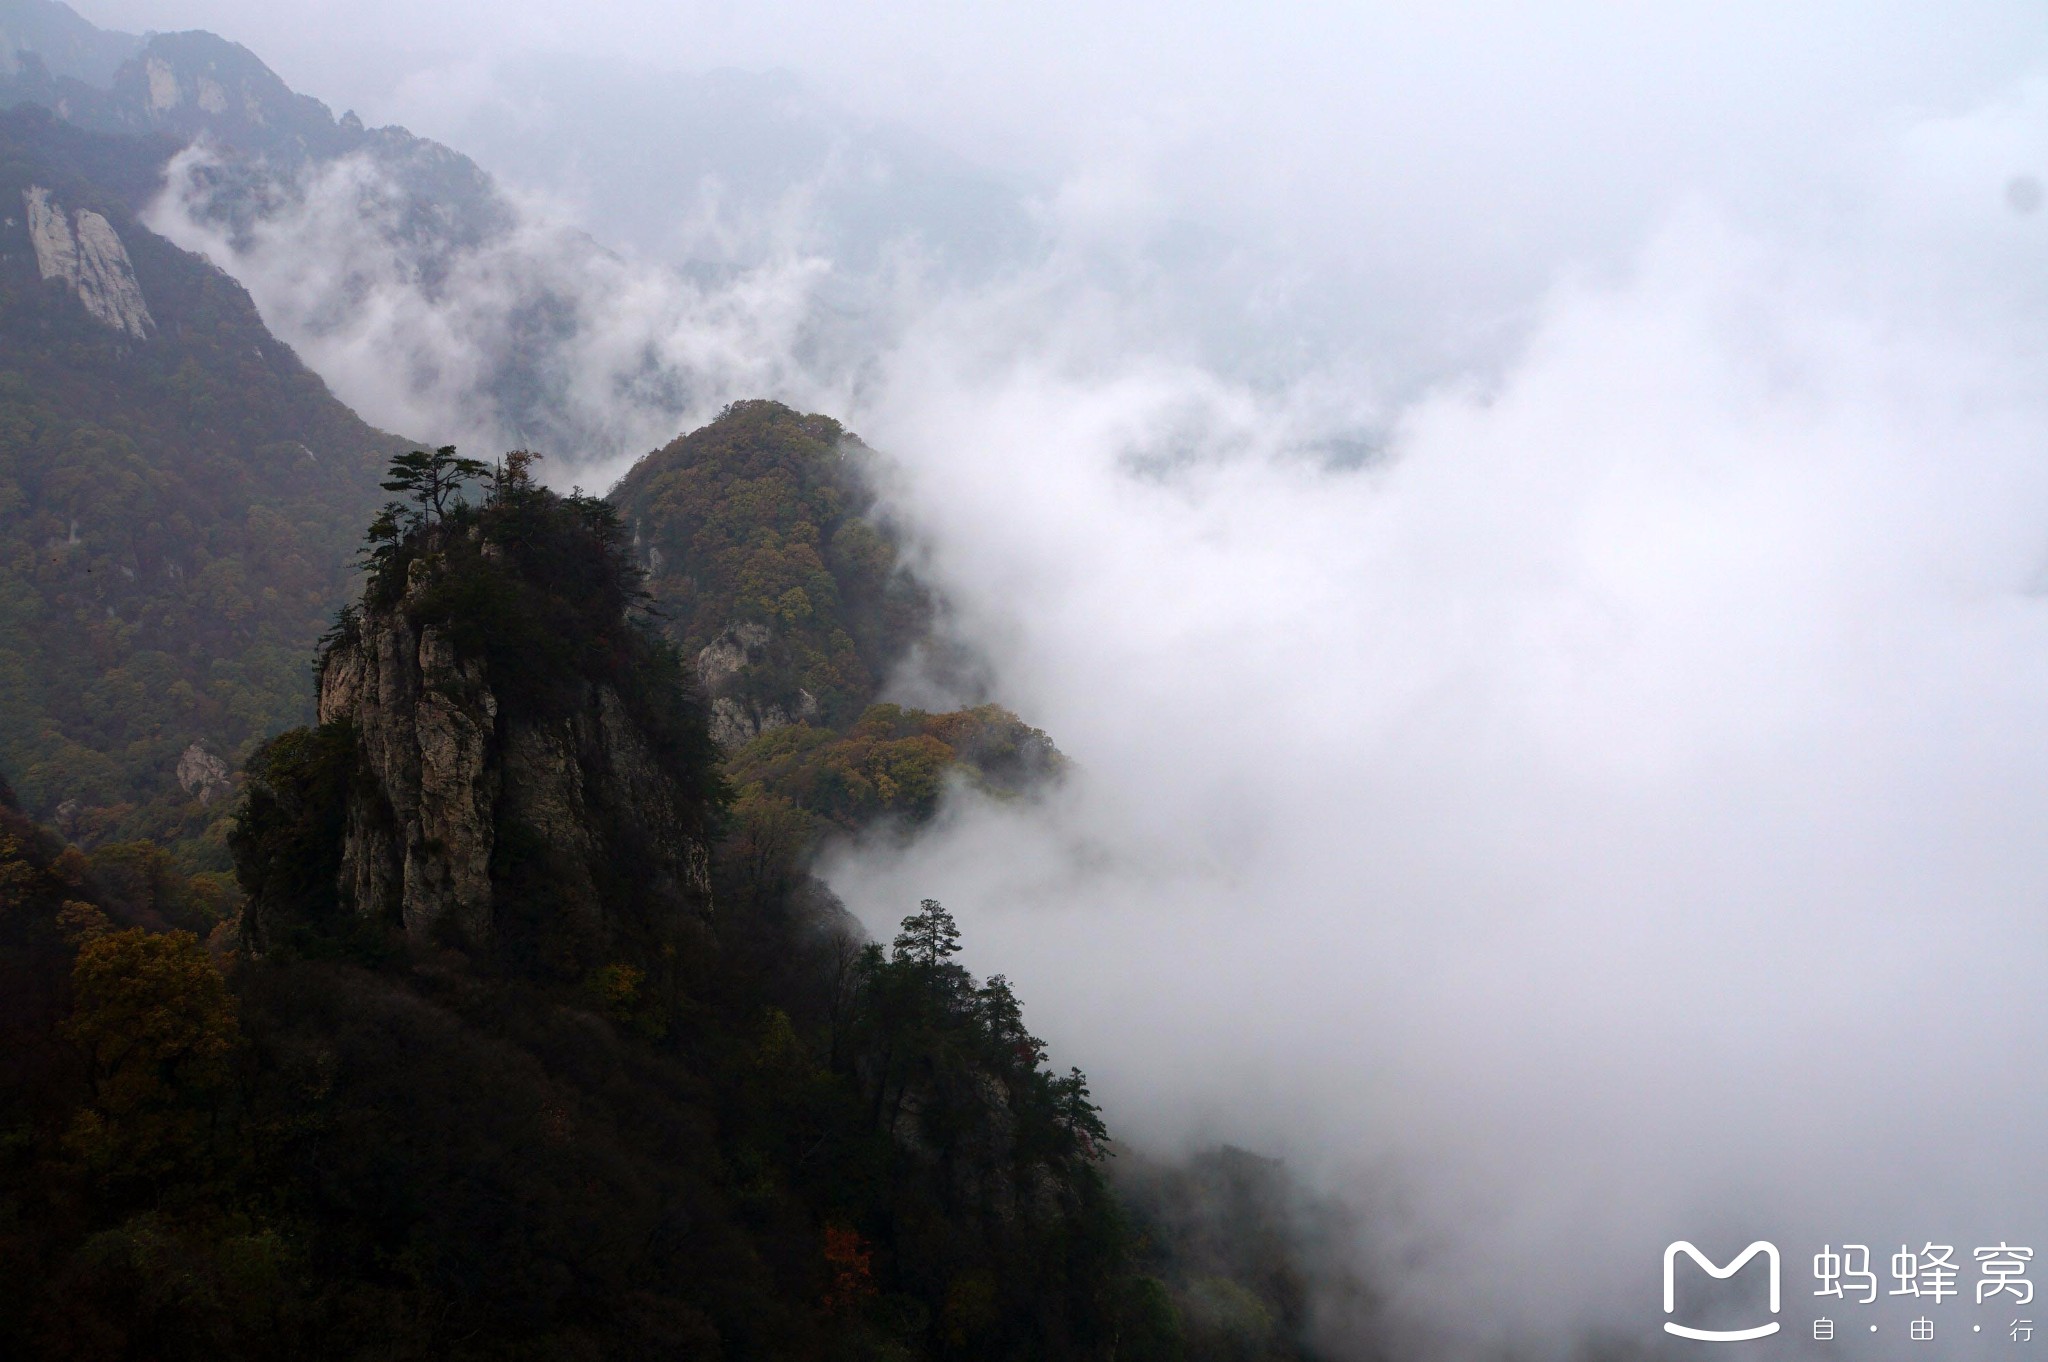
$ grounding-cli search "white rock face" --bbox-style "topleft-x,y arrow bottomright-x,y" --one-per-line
287,575 -> 716,955
706,691 -> 819,748
176,743 -> 233,805
144,56 -> 178,111
707,696 -> 759,748
695,621 -> 773,693
696,621 -> 822,748
24,186 -> 155,340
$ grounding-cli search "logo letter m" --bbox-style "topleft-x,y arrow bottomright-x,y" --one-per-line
1663,1241 -> 1781,1341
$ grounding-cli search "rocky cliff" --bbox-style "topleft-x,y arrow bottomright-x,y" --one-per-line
23,181 -> 151,335
695,618 -> 823,746
313,589 -> 713,958
238,462 -> 722,974
207,454 -> 1143,1361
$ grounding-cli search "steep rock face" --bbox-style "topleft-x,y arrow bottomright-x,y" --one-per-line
23,182 -> 152,335
696,620 -> 820,747
173,741 -> 230,804
308,562 -> 713,962
317,600 -> 495,945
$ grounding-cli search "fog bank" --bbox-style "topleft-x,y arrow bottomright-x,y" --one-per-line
820,81 -> 2048,1357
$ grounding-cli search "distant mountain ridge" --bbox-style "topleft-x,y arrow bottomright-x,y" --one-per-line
0,0 -> 137,87
0,9 -> 505,250
411,51 -> 1041,279
0,1 -> 585,448
0,0 -> 1049,468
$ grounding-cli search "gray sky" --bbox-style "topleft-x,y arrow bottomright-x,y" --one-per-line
71,3 -> 2048,1355
74,0 -> 2048,362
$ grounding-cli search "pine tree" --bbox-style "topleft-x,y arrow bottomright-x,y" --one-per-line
379,445 -> 491,526
891,897 -> 961,970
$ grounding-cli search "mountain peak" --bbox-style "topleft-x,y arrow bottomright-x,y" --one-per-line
0,0 -> 140,87
241,457 -> 722,969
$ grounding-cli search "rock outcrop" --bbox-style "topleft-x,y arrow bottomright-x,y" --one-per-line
224,460 -> 726,971
174,741 -> 231,805
310,571 -> 714,961
317,602 -> 497,946
696,620 -> 820,747
23,183 -> 152,337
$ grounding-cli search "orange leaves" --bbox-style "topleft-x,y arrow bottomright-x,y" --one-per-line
724,704 -> 969,830
821,1223 -> 877,1314
850,735 -> 953,816
587,961 -> 646,1018
55,898 -> 112,945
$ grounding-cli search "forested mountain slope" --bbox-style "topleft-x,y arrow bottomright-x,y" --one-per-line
613,400 -> 1066,892
0,105 -> 409,858
614,400 -> 937,739
2,459 -> 1146,1359
0,445 -> 1363,1362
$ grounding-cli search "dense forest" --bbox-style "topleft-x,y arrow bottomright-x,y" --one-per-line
612,401 -> 942,737
0,446 -> 1364,1359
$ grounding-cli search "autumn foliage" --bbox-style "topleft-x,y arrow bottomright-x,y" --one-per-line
822,1223 -> 877,1313
62,927 -> 240,1182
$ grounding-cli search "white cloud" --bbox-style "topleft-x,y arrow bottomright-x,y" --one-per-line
818,83 -> 2048,1356
144,143 -> 847,464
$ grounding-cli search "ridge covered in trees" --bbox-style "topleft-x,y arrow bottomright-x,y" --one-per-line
0,455 -> 1152,1358
0,450 -> 1363,1357
612,400 -> 937,731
